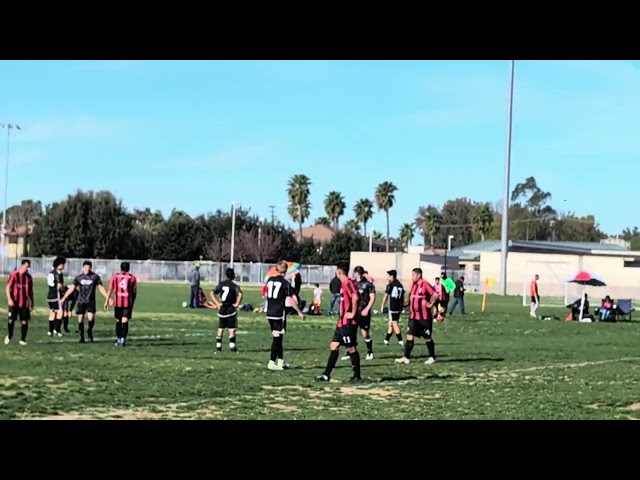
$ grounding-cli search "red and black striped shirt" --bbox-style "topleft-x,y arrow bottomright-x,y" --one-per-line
337,277 -> 358,328
410,278 -> 435,321
109,272 -> 137,308
8,270 -> 33,309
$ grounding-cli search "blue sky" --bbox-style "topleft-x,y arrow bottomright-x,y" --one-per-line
2,60 -> 639,238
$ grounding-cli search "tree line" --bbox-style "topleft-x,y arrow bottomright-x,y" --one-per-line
4,175 -> 633,266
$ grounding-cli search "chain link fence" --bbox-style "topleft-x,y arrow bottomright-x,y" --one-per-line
5,257 -> 338,285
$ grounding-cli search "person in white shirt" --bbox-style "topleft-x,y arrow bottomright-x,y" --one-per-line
312,283 -> 323,315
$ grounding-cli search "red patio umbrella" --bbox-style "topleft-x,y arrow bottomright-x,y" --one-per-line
565,271 -> 607,321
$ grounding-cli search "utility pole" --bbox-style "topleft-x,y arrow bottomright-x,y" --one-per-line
499,60 -> 515,295
268,205 -> 276,225
0,123 -> 21,276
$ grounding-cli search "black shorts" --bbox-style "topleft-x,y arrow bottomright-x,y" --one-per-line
408,318 -> 433,339
268,317 -> 287,334
388,311 -> 401,322
218,313 -> 237,329
356,312 -> 371,330
114,307 -> 133,320
48,299 -> 64,312
531,296 -> 539,304
331,324 -> 358,348
77,302 -> 96,315
9,306 -> 30,322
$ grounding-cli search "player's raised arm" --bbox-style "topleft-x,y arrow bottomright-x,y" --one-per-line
423,280 -> 438,308
210,284 -> 223,308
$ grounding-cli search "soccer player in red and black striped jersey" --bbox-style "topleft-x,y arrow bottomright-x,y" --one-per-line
104,262 -> 138,347
396,267 -> 438,365
4,259 -> 34,346
316,262 -> 362,383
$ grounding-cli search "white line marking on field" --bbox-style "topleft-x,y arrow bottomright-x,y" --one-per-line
30,330 -> 253,344
378,356 -> 640,386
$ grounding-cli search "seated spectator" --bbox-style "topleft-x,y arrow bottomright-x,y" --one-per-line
598,295 -> 614,321
567,293 -> 590,321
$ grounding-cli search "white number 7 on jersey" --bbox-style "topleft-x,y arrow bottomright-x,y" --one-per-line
267,280 -> 282,299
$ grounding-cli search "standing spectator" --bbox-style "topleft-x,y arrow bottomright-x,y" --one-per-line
448,275 -> 466,315
327,273 -> 342,315
189,262 -> 201,308
311,283 -> 323,315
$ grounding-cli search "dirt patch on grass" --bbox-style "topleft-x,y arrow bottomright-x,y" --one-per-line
270,403 -> 301,413
21,401 -> 224,420
0,376 -> 37,387
626,402 -> 640,411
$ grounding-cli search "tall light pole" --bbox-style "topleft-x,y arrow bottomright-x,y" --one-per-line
0,123 -> 20,276
229,202 -> 237,268
499,60 -> 515,295
258,217 -> 265,263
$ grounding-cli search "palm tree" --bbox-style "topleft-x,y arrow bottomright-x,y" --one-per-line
324,191 -> 346,230
372,230 -> 384,240
472,202 -> 494,241
353,198 -> 374,236
343,219 -> 360,233
374,181 -> 398,252
287,174 -> 311,237
415,205 -> 442,248
315,216 -> 330,227
399,223 -> 415,250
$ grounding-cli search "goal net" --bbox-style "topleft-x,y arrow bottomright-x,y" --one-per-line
522,260 -> 570,308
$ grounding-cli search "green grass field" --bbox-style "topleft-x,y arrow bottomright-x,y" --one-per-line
1,278 -> 639,420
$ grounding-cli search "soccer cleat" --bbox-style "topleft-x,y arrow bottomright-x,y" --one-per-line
276,359 -> 290,369
399,340 -> 404,346
267,361 -> 283,371
341,355 -> 350,361
348,376 -> 362,383
315,374 -> 330,382
4,336 -> 10,345
229,342 -> 237,353
395,356 -> 410,364
120,338 -> 126,347
365,353 -> 373,360
56,332 -> 63,337
425,357 -> 436,365
383,339 -> 389,345
47,331 -> 52,336
19,340 -> 27,346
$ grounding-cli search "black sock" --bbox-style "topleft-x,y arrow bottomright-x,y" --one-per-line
63,316 -> 69,331
385,332 -> 392,342
88,319 -> 95,333
365,338 -> 373,354
277,337 -> 284,361
215,336 -> 222,350
79,322 -> 85,341
21,323 -> 28,342
270,337 -> 281,362
229,336 -> 236,348
426,339 -> 435,358
122,322 -> 128,339
116,321 -> 122,339
404,339 -> 414,358
49,320 -> 55,334
7,321 -> 14,339
324,349 -> 339,376
55,319 -> 62,333
349,350 -> 361,379
396,333 -> 403,342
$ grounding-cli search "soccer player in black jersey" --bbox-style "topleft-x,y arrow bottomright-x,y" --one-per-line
316,261 -> 362,383
380,269 -> 405,346
342,266 -> 375,361
60,261 -> 109,343
208,267 -> 243,352
46,256 -> 66,338
265,260 -> 304,371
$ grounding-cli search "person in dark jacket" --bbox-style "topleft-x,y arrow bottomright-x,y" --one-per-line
327,273 -> 342,315
448,276 -> 466,315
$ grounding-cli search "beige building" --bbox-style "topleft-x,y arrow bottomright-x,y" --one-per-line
351,239 -> 640,303
349,251 -> 460,293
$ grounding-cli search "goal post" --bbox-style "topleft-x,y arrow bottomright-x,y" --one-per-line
522,260 -> 570,308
